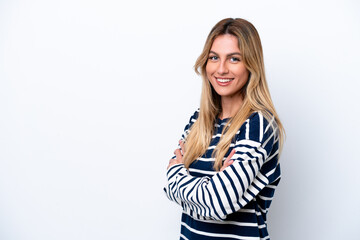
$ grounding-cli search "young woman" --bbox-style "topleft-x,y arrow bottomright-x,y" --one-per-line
164,18 -> 285,240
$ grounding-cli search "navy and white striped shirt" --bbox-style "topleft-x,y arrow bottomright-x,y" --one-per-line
164,110 -> 281,240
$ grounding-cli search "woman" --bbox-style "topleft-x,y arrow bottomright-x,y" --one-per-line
164,18 -> 285,240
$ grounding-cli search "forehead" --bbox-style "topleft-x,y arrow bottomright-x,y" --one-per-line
210,34 -> 241,54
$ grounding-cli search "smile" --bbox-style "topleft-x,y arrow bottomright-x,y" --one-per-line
216,78 -> 234,83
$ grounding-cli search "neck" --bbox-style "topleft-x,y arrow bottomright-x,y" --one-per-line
219,93 -> 244,119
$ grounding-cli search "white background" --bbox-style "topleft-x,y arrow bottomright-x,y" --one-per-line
1,0 -> 359,239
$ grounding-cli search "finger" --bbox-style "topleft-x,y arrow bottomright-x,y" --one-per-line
225,149 -> 236,162
220,159 -> 234,172
167,158 -> 175,169
220,149 -> 236,172
174,149 -> 183,161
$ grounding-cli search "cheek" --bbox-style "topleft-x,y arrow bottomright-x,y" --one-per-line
205,63 -> 215,79
234,66 -> 249,80
205,64 -> 210,76
243,70 -> 250,80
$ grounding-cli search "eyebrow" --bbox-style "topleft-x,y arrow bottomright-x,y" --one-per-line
209,51 -> 242,56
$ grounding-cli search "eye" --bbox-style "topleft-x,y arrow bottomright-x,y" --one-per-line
208,55 -> 219,61
230,57 -> 240,63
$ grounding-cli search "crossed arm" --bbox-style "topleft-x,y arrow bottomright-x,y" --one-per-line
164,112 -> 278,220
167,140 -> 235,172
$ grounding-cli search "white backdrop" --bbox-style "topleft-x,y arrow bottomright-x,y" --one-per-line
1,0 -> 359,239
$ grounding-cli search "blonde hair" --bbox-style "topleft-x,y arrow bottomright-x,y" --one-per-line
183,18 -> 285,171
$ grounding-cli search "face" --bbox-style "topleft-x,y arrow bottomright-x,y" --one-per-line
206,34 -> 249,101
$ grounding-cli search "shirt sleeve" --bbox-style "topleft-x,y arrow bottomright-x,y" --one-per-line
164,111 -> 281,221
163,109 -> 199,205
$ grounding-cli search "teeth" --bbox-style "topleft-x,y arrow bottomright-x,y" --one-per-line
216,78 -> 232,83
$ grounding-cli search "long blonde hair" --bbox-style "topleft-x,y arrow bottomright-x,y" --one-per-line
183,18 -> 285,171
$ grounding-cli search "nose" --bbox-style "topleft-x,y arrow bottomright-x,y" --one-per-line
217,60 -> 229,75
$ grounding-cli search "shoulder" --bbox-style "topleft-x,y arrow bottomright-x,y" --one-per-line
189,108 -> 200,123
236,111 -> 277,144
183,108 -> 200,132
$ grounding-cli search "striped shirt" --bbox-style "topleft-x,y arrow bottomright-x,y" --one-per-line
164,110 -> 281,240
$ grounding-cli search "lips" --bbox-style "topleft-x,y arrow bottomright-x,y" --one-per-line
216,77 -> 234,86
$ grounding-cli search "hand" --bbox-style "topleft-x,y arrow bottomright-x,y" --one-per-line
167,140 -> 186,169
220,149 -> 235,171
